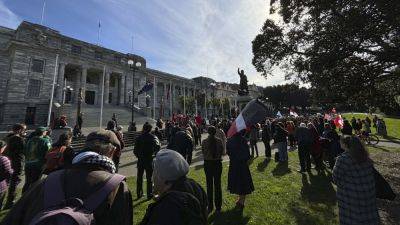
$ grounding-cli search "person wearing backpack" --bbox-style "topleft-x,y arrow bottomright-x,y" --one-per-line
43,132 -> 74,174
22,127 -> 52,193
0,140 -> 13,210
294,123 -> 313,173
3,123 -> 26,209
1,130 -> 133,225
134,123 -> 160,200
140,149 -> 208,225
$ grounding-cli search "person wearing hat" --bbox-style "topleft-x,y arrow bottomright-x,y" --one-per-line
0,140 -> 13,210
2,129 -> 133,225
22,126 -> 52,193
3,123 -> 26,209
140,149 -> 208,225
294,122 -> 313,173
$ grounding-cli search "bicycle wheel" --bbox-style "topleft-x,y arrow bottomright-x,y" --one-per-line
368,135 -> 379,145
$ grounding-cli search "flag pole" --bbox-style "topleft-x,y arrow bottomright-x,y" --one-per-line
40,0 -> 46,25
99,65 -> 105,129
183,83 -> 186,115
169,80 -> 172,118
97,20 -> 101,46
153,76 -> 156,120
47,54 -> 59,127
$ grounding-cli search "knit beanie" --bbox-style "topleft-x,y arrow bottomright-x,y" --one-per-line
153,149 -> 189,183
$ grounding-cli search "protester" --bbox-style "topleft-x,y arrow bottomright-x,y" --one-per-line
286,121 -> 296,147
1,130 -> 133,225
44,131 -> 74,174
3,123 -> 26,209
322,123 -> 341,169
133,123 -> 160,200
226,130 -> 254,208
362,119 -> 371,136
153,127 -> 163,141
167,127 -> 194,164
333,135 -> 379,225
215,123 -> 227,154
106,120 -> 125,172
156,118 -> 164,129
294,123 -> 313,173
0,141 -> 13,210
117,125 -> 124,139
307,123 -> 324,172
202,126 -> 225,214
249,124 -> 259,157
372,115 -> 378,132
140,150 -> 208,225
341,120 -> 353,135
22,127 -> 52,193
73,124 -> 83,137
261,121 -> 271,159
376,118 -> 387,137
275,122 -> 289,162
112,113 -> 118,126
51,116 -> 73,144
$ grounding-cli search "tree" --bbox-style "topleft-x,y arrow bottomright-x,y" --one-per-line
263,84 -> 311,109
252,0 -> 400,114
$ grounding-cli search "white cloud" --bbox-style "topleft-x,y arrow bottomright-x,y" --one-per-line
91,0 -> 288,86
0,1 -> 21,29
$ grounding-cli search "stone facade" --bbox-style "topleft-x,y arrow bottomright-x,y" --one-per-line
0,21 -> 196,127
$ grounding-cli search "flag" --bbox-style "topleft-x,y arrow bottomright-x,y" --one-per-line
334,114 -> 344,128
289,109 -> 298,117
276,111 -> 282,118
138,82 -> 154,95
227,99 -> 274,138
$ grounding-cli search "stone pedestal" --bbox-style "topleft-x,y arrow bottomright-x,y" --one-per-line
144,107 -> 152,117
235,95 -> 253,111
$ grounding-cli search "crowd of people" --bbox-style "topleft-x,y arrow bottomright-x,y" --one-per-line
0,111 -> 392,224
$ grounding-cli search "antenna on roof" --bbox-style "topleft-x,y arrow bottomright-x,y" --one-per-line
40,0 -> 46,25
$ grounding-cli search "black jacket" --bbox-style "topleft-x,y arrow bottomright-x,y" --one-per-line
167,131 -> 193,157
134,132 -> 160,167
140,177 -> 208,225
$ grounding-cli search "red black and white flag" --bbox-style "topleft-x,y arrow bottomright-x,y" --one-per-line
227,99 -> 274,138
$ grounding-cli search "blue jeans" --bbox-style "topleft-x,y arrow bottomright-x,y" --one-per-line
277,141 -> 288,161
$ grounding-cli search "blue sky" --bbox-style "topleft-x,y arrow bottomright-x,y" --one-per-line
0,0 -> 286,86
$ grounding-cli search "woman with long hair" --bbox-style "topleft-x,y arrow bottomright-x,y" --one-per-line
333,135 -> 379,225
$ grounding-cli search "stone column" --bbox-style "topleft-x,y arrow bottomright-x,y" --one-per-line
119,74 -> 125,105
57,63 -> 65,102
104,72 -> 110,104
80,66 -> 87,101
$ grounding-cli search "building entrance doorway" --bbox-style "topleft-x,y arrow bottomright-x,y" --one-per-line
85,91 -> 95,105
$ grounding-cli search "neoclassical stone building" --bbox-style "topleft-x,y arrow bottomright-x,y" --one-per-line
0,21 -> 199,127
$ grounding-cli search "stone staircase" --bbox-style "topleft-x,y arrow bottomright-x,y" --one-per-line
57,104 -> 156,129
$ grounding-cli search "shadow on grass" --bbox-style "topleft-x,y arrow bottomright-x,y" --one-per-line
271,161 -> 291,177
257,158 -> 270,172
208,207 -> 250,225
300,172 -> 337,205
194,164 -> 204,170
133,198 -> 150,208
382,136 -> 400,144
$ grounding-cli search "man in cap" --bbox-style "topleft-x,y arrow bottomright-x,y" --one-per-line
22,126 -> 52,193
140,149 -> 208,225
2,130 -> 133,225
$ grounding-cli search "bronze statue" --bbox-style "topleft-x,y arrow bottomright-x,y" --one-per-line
237,68 -> 249,96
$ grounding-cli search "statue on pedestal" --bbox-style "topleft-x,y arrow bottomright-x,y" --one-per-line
237,68 -> 249,96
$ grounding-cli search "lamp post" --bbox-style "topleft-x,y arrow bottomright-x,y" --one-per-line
127,59 -> 142,124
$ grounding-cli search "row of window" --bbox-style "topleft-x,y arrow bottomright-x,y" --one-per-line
71,44 -> 122,63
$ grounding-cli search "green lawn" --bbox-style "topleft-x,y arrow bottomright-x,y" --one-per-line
131,150 -> 339,225
342,113 -> 400,140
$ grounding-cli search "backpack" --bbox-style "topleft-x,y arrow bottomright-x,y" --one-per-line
44,146 -> 67,173
29,170 -> 125,225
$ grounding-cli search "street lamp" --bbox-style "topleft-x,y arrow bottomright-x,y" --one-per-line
127,59 -> 141,124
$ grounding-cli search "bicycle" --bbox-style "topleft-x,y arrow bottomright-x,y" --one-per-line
358,132 -> 380,146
